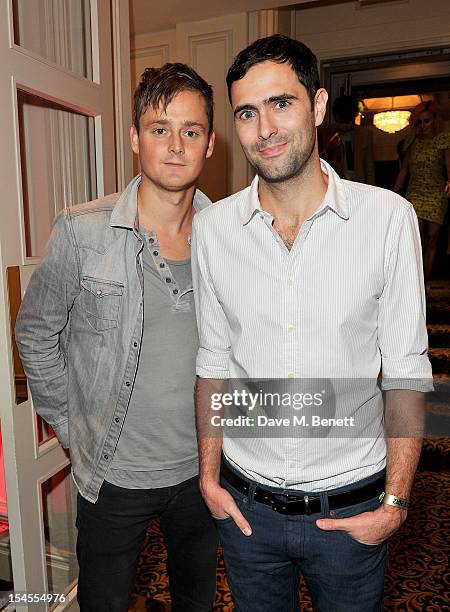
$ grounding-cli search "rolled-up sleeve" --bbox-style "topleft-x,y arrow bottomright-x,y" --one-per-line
191,216 -> 231,378
378,204 -> 433,392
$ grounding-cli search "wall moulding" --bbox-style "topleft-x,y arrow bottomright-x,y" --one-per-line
130,44 -> 170,61
186,30 -> 234,201
188,31 -> 232,63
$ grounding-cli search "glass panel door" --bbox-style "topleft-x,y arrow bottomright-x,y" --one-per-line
12,0 -> 93,80
0,1 -> 130,609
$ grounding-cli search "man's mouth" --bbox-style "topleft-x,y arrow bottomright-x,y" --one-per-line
258,142 -> 287,157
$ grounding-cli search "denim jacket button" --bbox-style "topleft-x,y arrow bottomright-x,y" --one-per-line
125,381 -> 130,387
103,454 -> 109,460
114,417 -> 120,423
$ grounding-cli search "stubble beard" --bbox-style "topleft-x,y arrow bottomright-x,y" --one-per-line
244,123 -> 317,184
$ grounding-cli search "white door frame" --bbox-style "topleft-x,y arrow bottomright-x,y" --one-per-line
0,1 -> 131,609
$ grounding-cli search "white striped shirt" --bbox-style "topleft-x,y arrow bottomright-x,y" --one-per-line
192,160 -> 432,491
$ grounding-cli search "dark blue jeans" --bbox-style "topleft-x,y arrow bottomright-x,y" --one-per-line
76,476 -> 218,612
217,470 -> 387,612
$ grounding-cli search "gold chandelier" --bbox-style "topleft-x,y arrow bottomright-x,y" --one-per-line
373,110 -> 411,134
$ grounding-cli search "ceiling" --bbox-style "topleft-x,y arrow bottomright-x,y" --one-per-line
129,0 -> 310,35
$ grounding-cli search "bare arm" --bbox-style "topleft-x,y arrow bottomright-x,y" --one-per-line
384,389 -> 424,498
393,149 -> 410,193
444,148 -> 450,194
196,377 -> 224,486
316,390 -> 424,543
195,377 -> 252,535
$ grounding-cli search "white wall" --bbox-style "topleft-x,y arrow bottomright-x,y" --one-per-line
130,13 -> 250,201
131,29 -> 176,91
131,1 -> 450,198
294,0 -> 450,60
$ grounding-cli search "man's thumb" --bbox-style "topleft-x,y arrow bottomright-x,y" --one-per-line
316,518 -> 341,531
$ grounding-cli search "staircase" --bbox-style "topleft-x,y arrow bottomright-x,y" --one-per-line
423,280 -> 450,459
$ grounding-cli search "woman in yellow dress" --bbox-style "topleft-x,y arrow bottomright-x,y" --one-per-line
394,101 -> 450,281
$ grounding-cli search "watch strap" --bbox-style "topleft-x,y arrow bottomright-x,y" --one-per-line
379,491 -> 409,509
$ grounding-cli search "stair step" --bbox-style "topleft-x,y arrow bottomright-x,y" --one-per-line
427,281 -> 450,324
428,348 -> 450,375
426,376 -> 450,438
427,303 -> 450,324
427,324 -> 450,348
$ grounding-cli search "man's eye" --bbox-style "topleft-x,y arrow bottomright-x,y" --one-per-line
153,128 -> 166,135
239,110 -> 255,121
275,100 -> 289,110
185,130 -> 198,137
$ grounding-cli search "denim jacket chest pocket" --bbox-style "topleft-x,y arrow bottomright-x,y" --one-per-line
80,277 -> 124,331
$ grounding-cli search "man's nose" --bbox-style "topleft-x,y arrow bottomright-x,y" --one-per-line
169,133 -> 184,154
258,113 -> 277,141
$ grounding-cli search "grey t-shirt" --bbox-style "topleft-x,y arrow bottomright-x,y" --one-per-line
105,235 -> 199,488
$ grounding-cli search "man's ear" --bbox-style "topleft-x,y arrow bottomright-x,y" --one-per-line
314,88 -> 329,128
206,130 -> 215,159
130,124 -> 139,155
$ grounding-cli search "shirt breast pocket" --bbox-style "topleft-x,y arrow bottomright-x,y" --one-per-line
80,277 -> 124,331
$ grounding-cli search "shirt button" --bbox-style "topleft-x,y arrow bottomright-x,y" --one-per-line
125,381 -> 131,387
133,342 -> 138,348
153,251 -> 159,256
288,325 -> 295,333
259,214 -> 264,220
166,278 -> 172,283
160,262 -> 165,268
103,454 -> 109,460
96,289 -> 102,296
149,238 -> 154,244
114,417 -> 120,423
173,289 -> 179,295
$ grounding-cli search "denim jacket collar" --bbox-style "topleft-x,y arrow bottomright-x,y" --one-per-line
110,174 -> 212,231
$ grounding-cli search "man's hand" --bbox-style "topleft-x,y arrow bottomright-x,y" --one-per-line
200,480 -> 252,536
316,504 -> 407,545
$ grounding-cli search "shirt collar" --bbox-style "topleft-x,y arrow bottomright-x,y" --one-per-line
241,158 -> 349,226
110,174 -> 212,231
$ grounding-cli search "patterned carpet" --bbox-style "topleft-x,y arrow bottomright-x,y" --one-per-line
131,281 -> 450,611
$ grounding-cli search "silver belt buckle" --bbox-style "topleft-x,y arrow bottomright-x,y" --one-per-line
304,495 -> 312,515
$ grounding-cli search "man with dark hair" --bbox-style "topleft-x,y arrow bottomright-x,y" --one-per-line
319,94 -> 375,184
192,35 -> 431,611
225,35 -> 319,107
15,63 -> 218,612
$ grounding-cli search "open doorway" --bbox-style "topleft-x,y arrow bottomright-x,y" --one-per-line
322,49 -> 450,279
357,84 -> 450,278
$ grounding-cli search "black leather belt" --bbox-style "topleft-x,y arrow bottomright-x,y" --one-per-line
221,463 -> 384,516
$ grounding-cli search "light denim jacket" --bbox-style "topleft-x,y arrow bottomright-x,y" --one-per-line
15,175 -> 211,502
